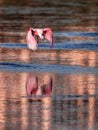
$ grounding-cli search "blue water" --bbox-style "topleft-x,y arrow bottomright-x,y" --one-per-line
0,61 -> 98,74
0,42 -> 98,50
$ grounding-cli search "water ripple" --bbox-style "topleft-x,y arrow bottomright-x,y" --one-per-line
22,94 -> 98,100
0,61 -> 98,74
0,42 -> 98,51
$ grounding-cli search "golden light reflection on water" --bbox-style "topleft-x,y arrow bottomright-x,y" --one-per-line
0,46 -> 98,130
0,47 -> 98,68
41,97 -> 52,130
0,71 -> 98,129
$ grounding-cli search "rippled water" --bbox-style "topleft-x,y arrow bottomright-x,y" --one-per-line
0,0 -> 98,130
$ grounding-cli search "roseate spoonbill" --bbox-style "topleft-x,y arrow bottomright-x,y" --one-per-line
26,27 -> 53,50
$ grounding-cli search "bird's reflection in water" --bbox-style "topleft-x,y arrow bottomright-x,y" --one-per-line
26,74 -> 53,98
25,74 -> 52,130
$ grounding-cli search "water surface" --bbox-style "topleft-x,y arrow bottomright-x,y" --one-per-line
0,0 -> 98,130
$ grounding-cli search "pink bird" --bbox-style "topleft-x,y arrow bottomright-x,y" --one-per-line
26,27 -> 53,50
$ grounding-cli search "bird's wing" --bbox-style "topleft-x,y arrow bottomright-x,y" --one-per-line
26,28 -> 38,50
43,28 -> 53,48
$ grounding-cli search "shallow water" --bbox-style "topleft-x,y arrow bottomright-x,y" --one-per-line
0,0 -> 98,130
